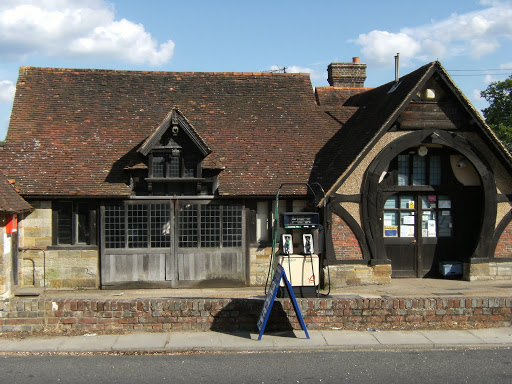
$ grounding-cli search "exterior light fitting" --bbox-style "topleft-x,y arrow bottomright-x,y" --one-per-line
417,146 -> 428,157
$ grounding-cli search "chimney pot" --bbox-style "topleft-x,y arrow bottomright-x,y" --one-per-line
353,57 -> 360,63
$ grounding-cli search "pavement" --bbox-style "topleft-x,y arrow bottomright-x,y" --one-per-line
0,328 -> 511,354
2,278 -> 511,354
27,277 -> 512,300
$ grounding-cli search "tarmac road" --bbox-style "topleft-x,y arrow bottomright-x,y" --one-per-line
2,348 -> 512,384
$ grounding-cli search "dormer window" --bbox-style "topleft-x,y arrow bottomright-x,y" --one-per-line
151,150 -> 198,178
135,107 -> 215,197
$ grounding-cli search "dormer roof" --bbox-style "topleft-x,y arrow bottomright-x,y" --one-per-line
139,107 -> 211,157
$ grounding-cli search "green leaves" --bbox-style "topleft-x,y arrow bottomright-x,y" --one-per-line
481,75 -> 512,151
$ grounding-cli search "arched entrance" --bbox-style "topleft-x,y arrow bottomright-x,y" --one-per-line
362,130 -> 496,278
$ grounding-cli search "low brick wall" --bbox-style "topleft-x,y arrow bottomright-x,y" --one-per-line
1,296 -> 511,334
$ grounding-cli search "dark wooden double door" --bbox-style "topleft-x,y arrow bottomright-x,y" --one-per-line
100,200 -> 246,287
383,193 -> 456,277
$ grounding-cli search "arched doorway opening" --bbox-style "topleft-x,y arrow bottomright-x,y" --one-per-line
362,131 -> 495,278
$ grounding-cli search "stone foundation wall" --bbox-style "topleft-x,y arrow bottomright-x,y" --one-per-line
324,264 -> 391,288
249,246 -> 273,286
1,295 -> 510,334
465,261 -> 512,281
19,249 -> 99,289
17,202 -> 99,289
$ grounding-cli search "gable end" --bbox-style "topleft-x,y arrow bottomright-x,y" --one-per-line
139,108 -> 211,157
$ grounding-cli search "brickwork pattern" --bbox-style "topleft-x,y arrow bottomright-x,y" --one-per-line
331,214 -> 363,260
327,62 -> 367,88
1,296 -> 510,334
495,221 -> 512,258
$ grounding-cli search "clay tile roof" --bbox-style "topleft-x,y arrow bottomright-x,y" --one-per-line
0,172 -> 32,214
3,67 -> 342,197
314,63 -> 436,190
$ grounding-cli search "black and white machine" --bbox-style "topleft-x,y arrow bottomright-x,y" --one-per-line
265,183 -> 326,298
277,212 -> 320,297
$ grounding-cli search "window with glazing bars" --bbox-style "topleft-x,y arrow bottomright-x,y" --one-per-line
104,203 -> 171,249
128,204 -> 148,248
151,203 -> 172,247
223,205 -> 243,247
429,155 -> 441,185
104,205 -> 125,248
397,152 -> 442,186
201,205 -> 221,247
151,152 -> 197,178
412,155 -> 426,185
178,204 -> 243,248
178,204 -> 199,247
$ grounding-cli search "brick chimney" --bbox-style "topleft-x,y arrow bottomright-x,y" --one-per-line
327,57 -> 367,87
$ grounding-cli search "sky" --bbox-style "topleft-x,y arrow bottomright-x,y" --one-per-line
1,0 -> 512,140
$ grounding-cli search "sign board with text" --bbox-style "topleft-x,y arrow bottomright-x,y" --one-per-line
257,263 -> 309,340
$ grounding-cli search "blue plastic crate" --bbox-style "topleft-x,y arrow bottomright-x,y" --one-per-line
439,261 -> 462,276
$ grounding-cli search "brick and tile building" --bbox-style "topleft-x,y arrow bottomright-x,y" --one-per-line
1,58 -> 511,295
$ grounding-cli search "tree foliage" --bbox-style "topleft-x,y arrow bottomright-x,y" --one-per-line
481,75 -> 512,151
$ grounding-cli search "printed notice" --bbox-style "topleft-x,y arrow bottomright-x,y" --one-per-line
400,225 -> 415,237
403,216 -> 415,225
384,226 -> 398,237
428,220 -> 436,237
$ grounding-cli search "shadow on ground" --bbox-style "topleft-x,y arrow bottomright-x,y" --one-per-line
210,299 -> 294,338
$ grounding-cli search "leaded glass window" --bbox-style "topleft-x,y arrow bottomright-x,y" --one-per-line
396,150 -> 442,186
178,204 -> 243,249
105,202 -> 172,249
54,201 -> 94,245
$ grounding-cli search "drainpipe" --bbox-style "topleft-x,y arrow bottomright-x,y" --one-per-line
19,246 -> 47,288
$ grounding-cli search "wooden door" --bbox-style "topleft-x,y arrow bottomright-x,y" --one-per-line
174,201 -> 246,286
101,201 -> 173,287
383,194 -> 454,277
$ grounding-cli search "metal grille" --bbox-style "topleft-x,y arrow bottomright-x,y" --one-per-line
151,203 -> 171,248
201,205 -> 221,247
178,204 -> 198,247
222,205 -> 243,247
127,204 -> 148,248
105,205 -> 125,248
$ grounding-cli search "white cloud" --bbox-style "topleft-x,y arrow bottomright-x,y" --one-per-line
270,65 -> 323,82
356,31 -> 422,67
0,80 -> 15,103
0,0 -> 174,66
472,88 -> 485,102
355,1 -> 512,67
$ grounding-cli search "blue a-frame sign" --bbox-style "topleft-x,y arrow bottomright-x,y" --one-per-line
257,264 -> 310,340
